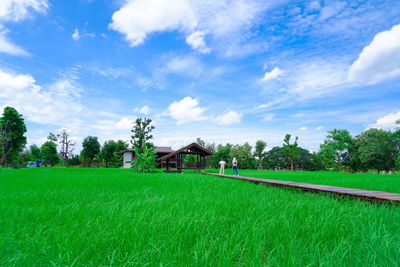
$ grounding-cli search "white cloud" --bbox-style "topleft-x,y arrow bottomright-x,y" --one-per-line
0,28 -> 29,56
348,23 -> 400,84
115,117 -> 133,130
186,30 -> 211,54
262,113 -> 275,122
367,110 -> 400,130
0,68 -> 84,126
0,0 -> 48,56
298,126 -> 308,131
316,126 -> 324,130
0,0 -> 48,21
110,0 -> 269,53
166,55 -> 203,76
216,110 -> 242,125
262,67 -> 283,81
72,28 -> 80,40
134,105 -> 151,115
258,60 -> 347,111
166,96 -> 207,125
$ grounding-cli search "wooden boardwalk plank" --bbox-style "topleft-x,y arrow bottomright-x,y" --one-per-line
203,173 -> 400,204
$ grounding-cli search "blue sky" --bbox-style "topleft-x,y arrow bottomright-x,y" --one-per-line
0,0 -> 399,151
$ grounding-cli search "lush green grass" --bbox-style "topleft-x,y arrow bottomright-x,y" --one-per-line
1,168 -> 399,266
212,169 -> 400,194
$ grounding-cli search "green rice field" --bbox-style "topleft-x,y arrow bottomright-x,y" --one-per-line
218,169 -> 400,194
1,168 -> 399,266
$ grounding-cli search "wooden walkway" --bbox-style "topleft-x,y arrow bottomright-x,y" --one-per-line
203,173 -> 400,204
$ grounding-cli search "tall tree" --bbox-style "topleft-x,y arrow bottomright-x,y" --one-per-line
100,140 -> 127,168
58,129 -> 75,166
0,107 -> 27,166
30,144 -> 41,160
40,133 -> 59,166
81,136 -> 101,167
320,129 -> 353,169
101,140 -> 117,167
356,128 -> 396,171
131,118 -> 155,152
254,140 -> 267,170
283,134 -> 298,171
230,143 -> 256,169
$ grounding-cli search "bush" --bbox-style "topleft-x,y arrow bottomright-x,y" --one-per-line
132,144 -> 157,173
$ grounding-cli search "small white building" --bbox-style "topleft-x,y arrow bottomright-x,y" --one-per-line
122,147 -> 174,168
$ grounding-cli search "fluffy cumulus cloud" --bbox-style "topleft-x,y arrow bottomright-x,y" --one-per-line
298,126 -> 308,131
166,96 -> 207,125
348,23 -> 400,84
0,0 -> 48,21
134,105 -> 151,115
217,111 -> 242,125
115,117 -> 133,130
110,0 -> 268,53
0,0 -> 48,56
185,30 -> 211,54
262,67 -> 283,81
0,68 -> 83,125
368,110 -> 400,130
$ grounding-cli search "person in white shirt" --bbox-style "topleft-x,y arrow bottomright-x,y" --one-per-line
219,159 -> 226,175
232,157 -> 239,176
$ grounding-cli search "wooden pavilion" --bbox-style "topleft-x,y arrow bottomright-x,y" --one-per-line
157,143 -> 213,173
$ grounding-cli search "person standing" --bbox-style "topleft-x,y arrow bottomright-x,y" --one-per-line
232,157 -> 239,176
219,159 -> 226,174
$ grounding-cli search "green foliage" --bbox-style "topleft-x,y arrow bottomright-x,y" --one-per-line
40,141 -> 59,166
68,154 -> 80,166
30,144 -> 41,160
0,106 -> 27,166
211,143 -> 232,167
81,136 -> 101,167
132,144 -> 157,173
131,118 -> 155,153
254,140 -> 267,169
100,140 -> 127,167
230,142 -> 256,169
283,134 -> 299,171
355,128 -> 396,171
320,129 -> 353,169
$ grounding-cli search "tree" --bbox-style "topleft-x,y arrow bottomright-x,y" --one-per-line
81,136 -> 100,167
230,143 -> 256,169
132,143 -> 157,172
100,140 -> 127,168
283,134 -> 299,171
40,133 -> 59,166
101,140 -> 117,167
263,146 -> 288,170
0,107 -> 27,166
131,118 -> 155,152
212,143 -> 233,168
58,129 -> 75,166
355,128 -> 396,171
320,129 -> 353,170
254,140 -> 267,169
30,144 -> 41,160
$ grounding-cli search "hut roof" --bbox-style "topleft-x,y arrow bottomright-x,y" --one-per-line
157,143 -> 213,162
123,146 -> 174,153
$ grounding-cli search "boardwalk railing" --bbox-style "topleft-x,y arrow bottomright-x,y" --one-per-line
203,172 -> 400,204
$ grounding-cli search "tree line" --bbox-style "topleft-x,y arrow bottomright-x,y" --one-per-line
1,106 -> 400,172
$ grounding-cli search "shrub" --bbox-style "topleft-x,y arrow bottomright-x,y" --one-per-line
132,144 -> 157,173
